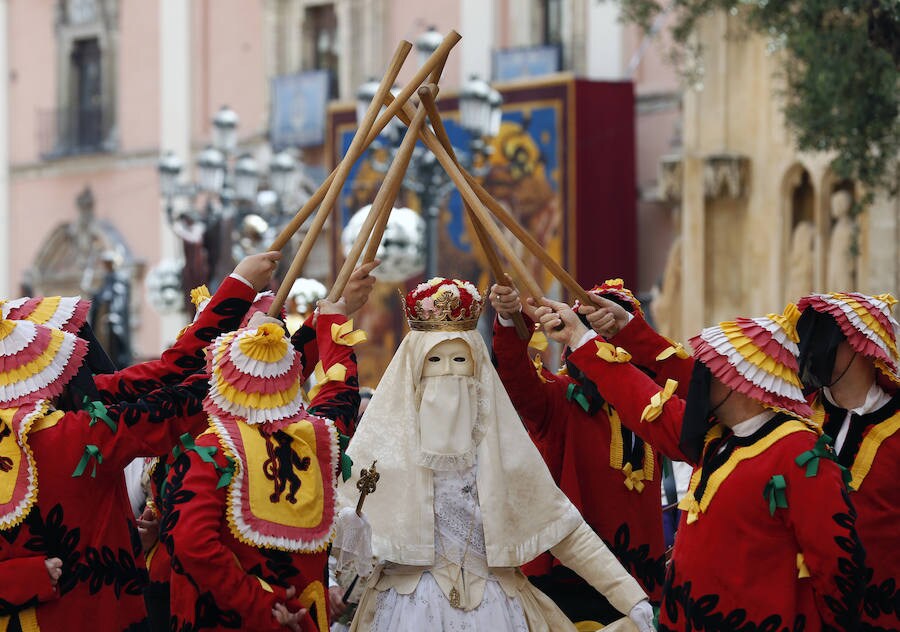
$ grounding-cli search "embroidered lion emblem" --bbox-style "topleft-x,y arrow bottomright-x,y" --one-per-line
262,431 -> 311,504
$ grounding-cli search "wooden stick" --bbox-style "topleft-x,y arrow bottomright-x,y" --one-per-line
268,41 -> 412,317
327,90 -> 434,303
267,31 -> 462,253
417,86 -> 531,340
386,93 -> 592,305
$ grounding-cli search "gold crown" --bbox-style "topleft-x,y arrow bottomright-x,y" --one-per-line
402,278 -> 484,332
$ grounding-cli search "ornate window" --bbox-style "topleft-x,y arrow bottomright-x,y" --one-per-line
41,0 -> 118,157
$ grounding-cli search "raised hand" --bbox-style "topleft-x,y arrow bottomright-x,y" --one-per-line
578,292 -> 631,338
534,297 -> 590,348
233,251 -> 282,291
343,260 -> 379,315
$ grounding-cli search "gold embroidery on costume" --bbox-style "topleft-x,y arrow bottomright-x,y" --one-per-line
848,411 -> 900,490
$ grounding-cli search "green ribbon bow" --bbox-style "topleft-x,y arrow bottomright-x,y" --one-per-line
82,397 -> 117,434
565,383 -> 591,413
795,433 -> 838,478
174,433 -> 235,489
72,444 -> 103,478
763,474 -> 788,516
338,433 -> 353,483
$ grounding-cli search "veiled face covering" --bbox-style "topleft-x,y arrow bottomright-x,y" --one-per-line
421,339 -> 475,378
416,339 -> 479,470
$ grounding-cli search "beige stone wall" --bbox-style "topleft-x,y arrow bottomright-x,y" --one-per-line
668,11 -> 899,344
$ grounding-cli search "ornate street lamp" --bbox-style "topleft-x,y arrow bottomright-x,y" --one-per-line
269,151 -> 300,201
196,146 -> 226,194
460,75 -> 493,138
415,26 -> 443,68
158,151 -> 183,200
211,105 -> 239,153
233,154 -> 261,202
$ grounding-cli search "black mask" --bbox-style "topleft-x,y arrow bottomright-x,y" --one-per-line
57,323 -> 117,412
796,309 -> 845,392
680,362 -> 714,463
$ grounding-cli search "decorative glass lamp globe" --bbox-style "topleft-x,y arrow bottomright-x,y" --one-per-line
341,205 -> 425,283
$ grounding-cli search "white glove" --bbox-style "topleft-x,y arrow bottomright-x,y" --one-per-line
333,506 -> 375,578
628,599 -> 655,632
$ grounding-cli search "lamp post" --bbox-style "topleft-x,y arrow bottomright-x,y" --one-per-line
351,57 -> 504,280
156,105 -> 304,311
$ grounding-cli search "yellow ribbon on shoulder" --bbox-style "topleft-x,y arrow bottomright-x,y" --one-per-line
331,319 -> 367,347
307,361 -> 348,401
528,330 -> 548,352
594,340 -> 632,364
190,285 -> 211,308
640,379 -> 679,423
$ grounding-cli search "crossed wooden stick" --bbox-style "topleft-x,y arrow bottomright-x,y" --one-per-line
266,31 -> 591,339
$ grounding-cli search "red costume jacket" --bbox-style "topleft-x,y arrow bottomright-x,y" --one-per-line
567,317 -> 866,631
492,317 -> 666,601
0,276 -> 257,631
162,313 -> 360,632
815,391 -> 900,630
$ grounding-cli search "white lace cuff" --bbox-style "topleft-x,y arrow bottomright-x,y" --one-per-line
333,506 -> 376,578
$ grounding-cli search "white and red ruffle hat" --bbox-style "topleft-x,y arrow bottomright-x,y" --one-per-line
0,316 -> 88,408
689,304 -> 813,421
585,278 -> 644,317
404,278 -> 483,331
205,322 -> 304,424
1,296 -> 90,333
797,292 -> 900,385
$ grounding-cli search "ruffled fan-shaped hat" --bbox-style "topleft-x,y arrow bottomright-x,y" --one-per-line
797,292 -> 900,384
583,278 -> 644,316
404,278 -> 483,332
689,304 -> 813,421
0,317 -> 88,408
1,296 -> 90,333
205,322 -> 303,424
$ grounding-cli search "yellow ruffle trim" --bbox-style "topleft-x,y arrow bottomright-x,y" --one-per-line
307,361 -> 348,401
331,320 -> 368,347
640,379 -> 679,423
594,340 -> 632,364
25,296 -> 62,326
213,374 -> 300,410
719,322 -> 803,388
0,328 -> 66,386
607,404 -> 655,492
237,323 -> 290,363
767,303 -> 801,343
837,294 -> 899,357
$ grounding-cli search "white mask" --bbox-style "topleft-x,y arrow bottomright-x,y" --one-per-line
416,375 -> 478,470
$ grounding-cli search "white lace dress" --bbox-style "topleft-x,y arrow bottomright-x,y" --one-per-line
369,466 -> 529,632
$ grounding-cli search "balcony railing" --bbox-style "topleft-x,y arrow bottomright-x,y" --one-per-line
38,102 -> 114,158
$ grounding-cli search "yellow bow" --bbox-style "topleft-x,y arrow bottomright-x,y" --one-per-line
678,494 -> 701,524
656,342 -> 690,361
640,378 -> 679,423
528,330 -> 549,352
331,320 -> 368,347
622,463 -> 646,493
307,361 -> 348,401
594,341 -> 632,364
190,285 -> 211,308
532,354 -> 551,383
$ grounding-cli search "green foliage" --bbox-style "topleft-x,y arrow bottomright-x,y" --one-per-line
613,0 -> 899,193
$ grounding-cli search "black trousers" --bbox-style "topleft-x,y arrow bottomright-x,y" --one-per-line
528,566 -> 622,624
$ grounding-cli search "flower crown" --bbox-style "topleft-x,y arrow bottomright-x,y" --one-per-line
403,278 -> 484,332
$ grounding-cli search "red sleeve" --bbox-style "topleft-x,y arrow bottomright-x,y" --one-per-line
68,374 -> 210,474
610,314 -> 695,398
491,316 -> 570,442
567,335 -> 692,463
306,314 -> 360,437
781,438 -> 865,630
160,442 -> 291,630
95,276 -> 257,402
0,554 -> 59,612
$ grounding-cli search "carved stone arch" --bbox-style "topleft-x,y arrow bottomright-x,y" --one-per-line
781,162 -> 818,303
21,186 -> 144,319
